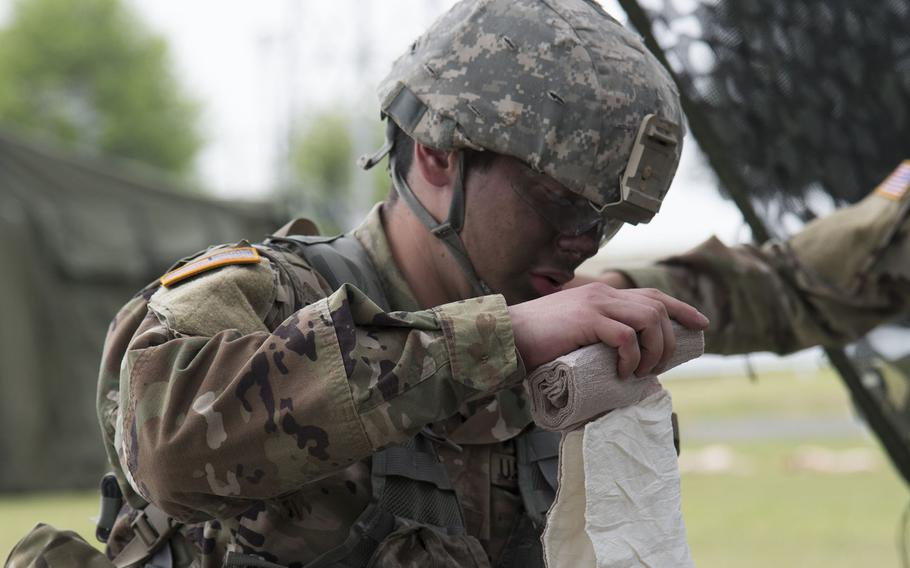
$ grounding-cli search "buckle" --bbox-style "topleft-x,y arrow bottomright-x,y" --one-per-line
420,425 -> 463,452
430,222 -> 457,239
131,510 -> 160,547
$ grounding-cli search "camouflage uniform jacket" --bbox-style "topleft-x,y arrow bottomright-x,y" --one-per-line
96,204 -> 535,567
619,172 -> 910,355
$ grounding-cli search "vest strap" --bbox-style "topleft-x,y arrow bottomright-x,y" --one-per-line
372,445 -> 454,490
515,429 -> 560,528
494,515 -> 545,568
266,235 -> 391,312
223,553 -> 291,568
110,503 -> 180,568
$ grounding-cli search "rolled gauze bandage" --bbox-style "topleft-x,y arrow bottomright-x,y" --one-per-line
527,323 -> 704,431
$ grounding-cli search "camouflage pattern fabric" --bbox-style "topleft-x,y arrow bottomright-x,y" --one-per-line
364,524 -> 490,568
378,0 -> 683,209
4,524 -> 114,568
619,170 -> 910,355
96,204 -> 532,567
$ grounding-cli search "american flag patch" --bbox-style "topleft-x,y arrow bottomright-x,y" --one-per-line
875,161 -> 910,201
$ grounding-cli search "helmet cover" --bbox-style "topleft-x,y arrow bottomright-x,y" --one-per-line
377,0 -> 685,220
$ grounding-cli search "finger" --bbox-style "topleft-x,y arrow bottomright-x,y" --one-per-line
653,313 -> 676,374
609,293 -> 674,374
629,288 -> 709,330
594,299 -> 665,375
635,318 -> 664,377
593,319 -> 640,378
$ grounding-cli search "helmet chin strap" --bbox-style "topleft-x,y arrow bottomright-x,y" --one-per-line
388,148 -> 492,298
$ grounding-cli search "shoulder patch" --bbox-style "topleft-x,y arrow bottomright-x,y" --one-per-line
160,247 -> 261,288
874,160 -> 910,201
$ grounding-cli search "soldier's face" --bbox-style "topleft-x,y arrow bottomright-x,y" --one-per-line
461,155 -> 601,304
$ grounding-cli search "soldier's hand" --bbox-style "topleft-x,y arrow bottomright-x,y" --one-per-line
508,283 -> 709,377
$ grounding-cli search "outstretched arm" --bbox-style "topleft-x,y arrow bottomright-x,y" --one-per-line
579,182 -> 910,355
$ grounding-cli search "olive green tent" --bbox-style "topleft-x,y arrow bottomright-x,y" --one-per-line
0,130 -> 282,491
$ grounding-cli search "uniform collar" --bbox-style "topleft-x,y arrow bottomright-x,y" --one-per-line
351,202 -> 421,313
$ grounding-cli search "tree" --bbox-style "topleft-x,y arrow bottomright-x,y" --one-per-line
0,0 -> 202,177
289,111 -> 390,234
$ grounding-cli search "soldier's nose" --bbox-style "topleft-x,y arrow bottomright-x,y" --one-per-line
556,227 -> 599,260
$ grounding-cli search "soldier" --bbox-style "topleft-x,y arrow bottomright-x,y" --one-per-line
82,1 -> 708,567
578,160 -> 910,355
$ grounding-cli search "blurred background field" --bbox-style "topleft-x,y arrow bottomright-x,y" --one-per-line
3,368 -> 906,566
672,369 -> 907,567
1,492 -> 100,555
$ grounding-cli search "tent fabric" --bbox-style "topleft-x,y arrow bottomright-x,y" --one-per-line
0,129 -> 281,491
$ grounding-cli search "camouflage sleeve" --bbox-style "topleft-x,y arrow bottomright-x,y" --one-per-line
617,187 -> 910,355
117,257 -> 521,522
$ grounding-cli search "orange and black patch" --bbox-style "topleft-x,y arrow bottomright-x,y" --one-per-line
160,247 -> 261,288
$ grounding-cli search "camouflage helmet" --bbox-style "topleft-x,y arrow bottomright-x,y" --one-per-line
374,0 -> 684,224
361,0 -> 685,296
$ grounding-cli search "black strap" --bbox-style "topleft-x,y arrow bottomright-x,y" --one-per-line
372,445 -> 454,490
369,434 -> 467,534
672,411 -> 681,456
515,428 -> 560,528
223,553 -> 290,568
385,85 -> 429,133
389,149 -> 491,297
378,89 -> 492,298
96,473 -> 123,543
519,430 -> 561,463
222,505 -> 399,568
300,504 -> 398,568
267,235 -> 392,312
495,515 -> 545,568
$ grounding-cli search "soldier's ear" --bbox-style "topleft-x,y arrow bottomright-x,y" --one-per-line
413,142 -> 458,188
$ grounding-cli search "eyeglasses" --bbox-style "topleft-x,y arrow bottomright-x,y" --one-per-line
510,177 -> 624,247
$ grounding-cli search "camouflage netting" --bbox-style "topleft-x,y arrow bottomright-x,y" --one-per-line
622,0 -> 910,222
619,0 -> 910,487
0,129 -> 281,491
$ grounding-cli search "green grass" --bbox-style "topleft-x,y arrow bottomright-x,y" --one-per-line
2,369 -> 908,566
681,438 -> 905,567
1,491 -> 100,558
667,367 -> 854,420
669,369 -> 909,567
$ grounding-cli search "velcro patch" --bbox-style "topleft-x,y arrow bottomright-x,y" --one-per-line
875,160 -> 910,201
160,247 -> 261,288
